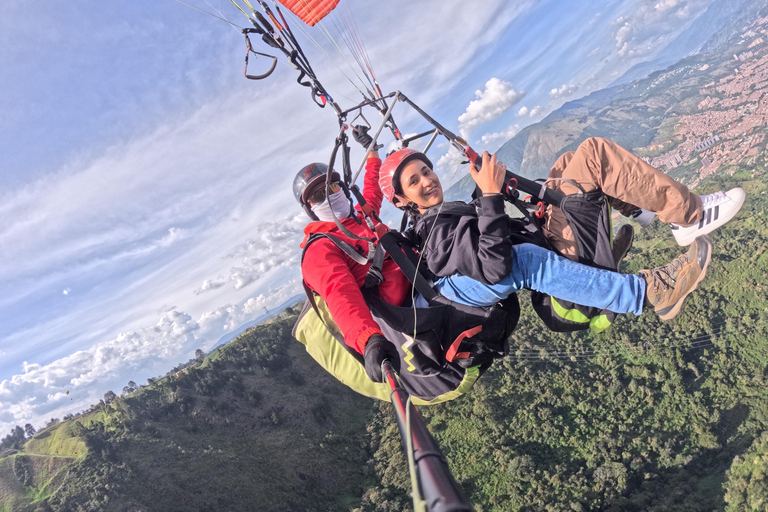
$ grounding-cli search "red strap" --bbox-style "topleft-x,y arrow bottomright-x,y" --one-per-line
445,325 -> 483,362
374,223 -> 390,240
535,201 -> 545,218
505,178 -> 518,195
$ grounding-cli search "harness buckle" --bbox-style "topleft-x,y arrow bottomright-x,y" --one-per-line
364,267 -> 385,288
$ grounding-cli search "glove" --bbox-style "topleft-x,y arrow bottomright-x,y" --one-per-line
352,125 -> 383,151
363,334 -> 399,383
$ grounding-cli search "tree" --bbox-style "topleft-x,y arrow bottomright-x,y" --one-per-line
103,390 -> 117,405
0,426 -> 27,450
128,380 -> 137,390
24,423 -> 36,438
195,349 -> 205,363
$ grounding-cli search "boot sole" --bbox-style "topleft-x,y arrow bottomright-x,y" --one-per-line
657,235 -> 713,321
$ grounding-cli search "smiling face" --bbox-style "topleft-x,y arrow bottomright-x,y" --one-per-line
395,159 -> 444,212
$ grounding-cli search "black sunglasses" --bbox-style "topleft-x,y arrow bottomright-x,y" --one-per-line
308,182 -> 341,205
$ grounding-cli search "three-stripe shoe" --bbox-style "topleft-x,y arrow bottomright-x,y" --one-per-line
671,188 -> 746,246
639,235 -> 713,321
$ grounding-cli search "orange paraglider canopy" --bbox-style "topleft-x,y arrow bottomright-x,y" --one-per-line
277,0 -> 341,26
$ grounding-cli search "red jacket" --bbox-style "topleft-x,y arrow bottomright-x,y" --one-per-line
300,156 -> 410,354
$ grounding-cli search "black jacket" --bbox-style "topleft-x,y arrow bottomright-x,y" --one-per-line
411,196 -> 513,285
410,192 -> 618,334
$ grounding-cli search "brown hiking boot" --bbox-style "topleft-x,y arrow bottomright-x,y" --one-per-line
638,235 -> 713,321
613,224 -> 634,271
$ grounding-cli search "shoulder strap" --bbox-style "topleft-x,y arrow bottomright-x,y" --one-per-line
377,231 -> 446,306
302,232 -> 373,266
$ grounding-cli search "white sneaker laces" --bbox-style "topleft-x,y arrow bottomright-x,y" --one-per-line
701,191 -> 726,207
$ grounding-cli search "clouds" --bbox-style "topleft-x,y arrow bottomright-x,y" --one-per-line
0,279 -> 300,434
480,125 -> 521,148
193,279 -> 226,295
0,67 -> 326,376
0,308 -> 199,430
192,214 -> 306,295
159,227 -> 188,247
612,0 -> 714,58
549,84 -> 579,99
458,78 -> 526,138
516,105 -> 542,118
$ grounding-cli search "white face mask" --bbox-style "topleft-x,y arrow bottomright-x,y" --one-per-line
311,190 -> 352,222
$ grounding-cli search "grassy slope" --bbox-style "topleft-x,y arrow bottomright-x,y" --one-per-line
0,416 -> 94,510
0,317 -> 380,512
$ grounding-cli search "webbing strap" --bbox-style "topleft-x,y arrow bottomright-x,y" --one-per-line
378,232 -> 443,305
302,280 -> 323,319
349,184 -> 383,225
445,325 -> 482,363
305,232 -> 372,266
543,177 -> 586,194
364,242 -> 387,289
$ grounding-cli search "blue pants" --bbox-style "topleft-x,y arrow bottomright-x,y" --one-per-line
425,243 -> 645,315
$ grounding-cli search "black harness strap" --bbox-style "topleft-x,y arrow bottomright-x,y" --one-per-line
377,232 -> 444,306
306,232 -> 371,265
364,242 -> 387,289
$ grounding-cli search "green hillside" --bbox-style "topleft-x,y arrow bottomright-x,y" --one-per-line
2,170 -> 767,511
0,318 -> 379,512
360,172 -> 768,511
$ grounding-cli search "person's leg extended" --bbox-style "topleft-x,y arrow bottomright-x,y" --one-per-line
547,137 -> 702,223
432,237 -> 713,322
544,137 -> 744,247
433,243 -> 646,315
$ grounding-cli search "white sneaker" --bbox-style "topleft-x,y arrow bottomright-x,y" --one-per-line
631,208 -> 656,228
671,188 -> 746,246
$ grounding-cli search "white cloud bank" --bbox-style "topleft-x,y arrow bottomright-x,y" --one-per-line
193,214 -> 306,295
458,78 -> 526,138
613,0 -> 714,58
0,279 -> 300,433
549,83 -> 579,99
481,125 -> 521,148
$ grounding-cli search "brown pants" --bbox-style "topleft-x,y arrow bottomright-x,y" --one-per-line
542,137 -> 703,259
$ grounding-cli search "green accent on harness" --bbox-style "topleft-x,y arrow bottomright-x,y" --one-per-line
293,296 -> 478,405
416,365 -> 480,405
401,335 -> 416,372
294,297 -> 390,401
551,297 -> 590,324
551,298 -> 612,334
589,314 -> 612,334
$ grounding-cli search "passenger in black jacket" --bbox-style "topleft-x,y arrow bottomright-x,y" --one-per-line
378,148 -> 713,323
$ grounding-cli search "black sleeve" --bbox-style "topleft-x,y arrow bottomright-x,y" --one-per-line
419,196 -> 513,285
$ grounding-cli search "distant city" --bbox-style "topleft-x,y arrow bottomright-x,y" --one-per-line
641,15 -> 768,182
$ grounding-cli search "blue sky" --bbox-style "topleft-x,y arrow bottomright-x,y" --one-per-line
0,0 -> 716,432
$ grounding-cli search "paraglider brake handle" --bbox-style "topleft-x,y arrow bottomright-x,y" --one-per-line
242,30 -> 278,80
